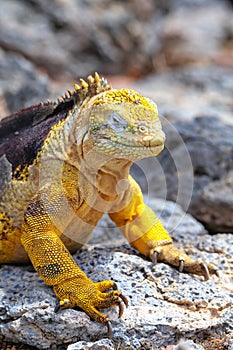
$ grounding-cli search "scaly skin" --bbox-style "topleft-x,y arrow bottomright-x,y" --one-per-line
0,73 -> 218,334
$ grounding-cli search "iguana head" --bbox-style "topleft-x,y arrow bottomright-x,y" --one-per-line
86,87 -> 165,161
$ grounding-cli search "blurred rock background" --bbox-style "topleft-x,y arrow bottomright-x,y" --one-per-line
0,0 -> 232,114
3,0 -> 232,81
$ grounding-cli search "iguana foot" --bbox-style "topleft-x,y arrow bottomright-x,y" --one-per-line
150,243 -> 219,281
54,278 -> 128,337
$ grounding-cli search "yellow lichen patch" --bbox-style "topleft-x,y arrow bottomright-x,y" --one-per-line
12,164 -> 29,181
0,212 -> 22,263
0,212 -> 13,239
93,88 -> 157,112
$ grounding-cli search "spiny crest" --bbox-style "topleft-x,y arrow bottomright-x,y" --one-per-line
37,99 -> 56,108
56,72 -> 111,104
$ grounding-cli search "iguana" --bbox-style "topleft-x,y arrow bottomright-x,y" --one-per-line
0,73 -> 218,335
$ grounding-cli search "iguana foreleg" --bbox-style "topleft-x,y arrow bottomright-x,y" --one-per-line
21,184 -> 127,332
109,176 -> 218,280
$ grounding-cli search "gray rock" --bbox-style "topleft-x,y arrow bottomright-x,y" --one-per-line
67,339 -> 115,350
0,49 -> 49,115
172,339 -> 205,350
0,0 -> 231,80
161,117 -> 233,233
0,200 -> 232,349
228,338 -> 233,350
0,0 -> 161,78
136,65 -> 233,125
158,2 -> 231,67
197,172 -> 233,232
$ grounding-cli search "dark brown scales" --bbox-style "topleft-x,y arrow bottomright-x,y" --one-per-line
0,98 -> 77,172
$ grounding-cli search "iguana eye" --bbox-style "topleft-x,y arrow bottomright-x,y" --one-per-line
108,112 -> 128,131
110,112 -> 121,124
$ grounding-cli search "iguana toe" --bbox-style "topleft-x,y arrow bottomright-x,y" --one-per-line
54,298 -> 74,312
150,243 -> 219,280
53,277 -> 128,335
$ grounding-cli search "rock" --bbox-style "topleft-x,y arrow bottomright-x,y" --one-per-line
160,116 -> 233,233
228,338 -> 233,350
172,339 -> 205,350
0,0 -> 160,78
0,49 -> 49,116
67,339 -> 115,350
131,115 -> 233,233
196,172 -> 233,233
0,199 -> 232,349
136,65 -> 233,125
0,0 -> 232,80
158,2 -> 231,68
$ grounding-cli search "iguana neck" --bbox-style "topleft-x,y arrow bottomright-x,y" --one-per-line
80,150 -> 132,198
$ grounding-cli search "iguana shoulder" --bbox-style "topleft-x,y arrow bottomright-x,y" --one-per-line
0,73 -> 110,175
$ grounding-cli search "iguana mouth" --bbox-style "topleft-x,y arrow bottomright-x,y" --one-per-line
112,142 -> 163,150
96,139 -> 164,157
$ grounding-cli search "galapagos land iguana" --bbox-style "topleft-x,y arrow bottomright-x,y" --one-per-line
0,73 -> 218,335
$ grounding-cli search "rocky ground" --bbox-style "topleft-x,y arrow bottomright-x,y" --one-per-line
1,200 -> 233,350
0,0 -> 233,349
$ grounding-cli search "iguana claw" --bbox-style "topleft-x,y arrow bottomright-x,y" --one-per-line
152,251 -> 158,265
179,259 -> 184,273
112,282 -> 128,317
201,262 -> 210,281
118,294 -> 129,317
112,282 -> 118,290
105,293 -> 127,337
106,320 -> 112,338
54,302 -> 60,313
150,243 -> 219,281
54,298 -> 74,312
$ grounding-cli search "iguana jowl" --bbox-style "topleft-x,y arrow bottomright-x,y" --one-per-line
0,73 -> 218,335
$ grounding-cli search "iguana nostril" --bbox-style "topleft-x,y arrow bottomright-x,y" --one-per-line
142,135 -> 153,142
142,133 -> 165,146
